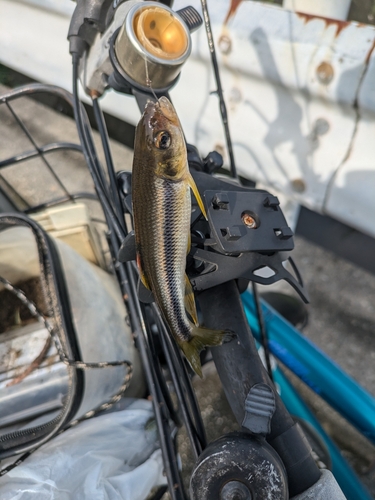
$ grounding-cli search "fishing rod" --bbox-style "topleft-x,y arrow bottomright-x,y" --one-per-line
199,0 -> 239,181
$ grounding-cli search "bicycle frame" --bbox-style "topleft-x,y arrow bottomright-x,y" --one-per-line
243,292 -> 375,444
243,291 -> 375,500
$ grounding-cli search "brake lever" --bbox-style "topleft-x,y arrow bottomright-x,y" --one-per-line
68,0 -> 114,55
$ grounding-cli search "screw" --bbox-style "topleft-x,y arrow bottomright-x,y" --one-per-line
242,212 -> 258,229
221,481 -> 252,500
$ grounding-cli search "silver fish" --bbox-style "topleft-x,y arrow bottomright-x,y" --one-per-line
132,96 -> 231,377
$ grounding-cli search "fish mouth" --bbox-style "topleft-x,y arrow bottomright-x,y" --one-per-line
144,97 -> 179,127
144,99 -> 157,117
157,96 -> 179,124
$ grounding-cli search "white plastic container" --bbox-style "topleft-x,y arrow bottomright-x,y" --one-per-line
0,225 -> 145,435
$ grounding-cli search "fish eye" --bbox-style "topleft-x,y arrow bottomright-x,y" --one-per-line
154,130 -> 171,150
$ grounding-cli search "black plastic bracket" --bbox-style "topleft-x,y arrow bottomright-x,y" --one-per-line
189,246 -> 308,302
116,169 -> 308,303
205,190 -> 294,254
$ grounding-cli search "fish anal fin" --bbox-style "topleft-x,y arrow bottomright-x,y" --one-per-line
184,274 -> 198,326
188,172 -> 207,220
179,338 -> 203,378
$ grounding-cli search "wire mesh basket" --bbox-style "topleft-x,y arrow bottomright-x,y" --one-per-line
0,83 -> 124,270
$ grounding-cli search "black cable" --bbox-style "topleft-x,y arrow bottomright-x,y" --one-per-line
71,53 -> 193,499
200,0 -> 238,181
252,281 -> 274,382
124,261 -> 186,500
71,55 -> 125,243
152,303 -> 204,460
107,233 -> 186,500
91,96 -> 125,229
169,337 -> 207,449
144,305 -> 182,427
151,300 -> 207,450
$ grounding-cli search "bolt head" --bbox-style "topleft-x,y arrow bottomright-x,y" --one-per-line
220,481 -> 252,500
242,212 -> 258,229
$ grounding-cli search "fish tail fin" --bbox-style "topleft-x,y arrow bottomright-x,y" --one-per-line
179,326 -> 235,378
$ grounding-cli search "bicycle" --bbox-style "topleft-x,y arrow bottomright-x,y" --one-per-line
0,1 -> 374,499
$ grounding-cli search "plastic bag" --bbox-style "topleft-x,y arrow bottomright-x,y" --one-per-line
0,400 -> 166,500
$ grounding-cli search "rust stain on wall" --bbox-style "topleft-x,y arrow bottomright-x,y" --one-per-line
296,12 -> 351,37
364,37 -> 375,65
224,0 -> 244,25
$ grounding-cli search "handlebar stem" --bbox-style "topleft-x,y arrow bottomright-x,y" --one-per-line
197,280 -> 321,496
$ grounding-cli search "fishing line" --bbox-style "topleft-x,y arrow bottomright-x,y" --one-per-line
144,56 -> 159,102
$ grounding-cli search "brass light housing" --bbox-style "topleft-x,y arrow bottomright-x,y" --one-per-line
115,2 -> 191,90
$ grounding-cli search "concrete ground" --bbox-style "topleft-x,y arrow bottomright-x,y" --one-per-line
1,84 -> 375,498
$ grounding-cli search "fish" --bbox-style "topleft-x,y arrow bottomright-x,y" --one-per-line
132,96 -> 232,377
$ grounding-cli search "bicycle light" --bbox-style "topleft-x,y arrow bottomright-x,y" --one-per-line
114,2 -> 192,90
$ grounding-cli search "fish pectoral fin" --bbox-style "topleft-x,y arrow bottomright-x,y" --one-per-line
118,231 -> 136,262
184,274 -> 198,326
188,172 -> 207,220
137,278 -> 154,303
179,326 -> 235,378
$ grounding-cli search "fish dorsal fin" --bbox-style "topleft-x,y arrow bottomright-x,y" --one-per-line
184,274 -> 198,326
188,172 -> 207,220
137,277 -> 154,303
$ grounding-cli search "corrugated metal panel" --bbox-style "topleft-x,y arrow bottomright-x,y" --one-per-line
1,0 -> 374,238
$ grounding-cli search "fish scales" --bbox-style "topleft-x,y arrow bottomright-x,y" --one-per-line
134,171 -> 192,342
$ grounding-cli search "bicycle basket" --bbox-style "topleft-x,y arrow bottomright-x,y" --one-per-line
0,84 -> 141,459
